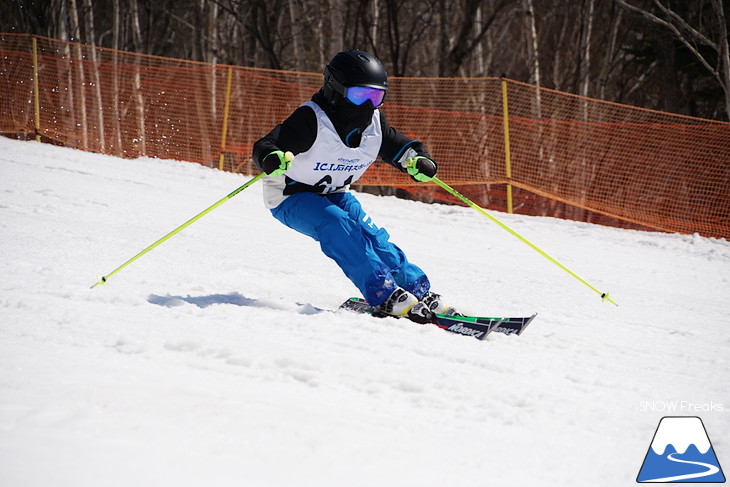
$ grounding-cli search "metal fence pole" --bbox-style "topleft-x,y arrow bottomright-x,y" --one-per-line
501,77 -> 513,213
218,66 -> 234,171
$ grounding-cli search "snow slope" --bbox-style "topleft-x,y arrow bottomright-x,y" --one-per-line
0,137 -> 728,486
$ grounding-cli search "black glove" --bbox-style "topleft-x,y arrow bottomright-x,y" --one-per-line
406,156 -> 437,182
261,150 -> 294,176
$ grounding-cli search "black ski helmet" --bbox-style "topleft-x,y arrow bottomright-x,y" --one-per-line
323,50 -> 389,106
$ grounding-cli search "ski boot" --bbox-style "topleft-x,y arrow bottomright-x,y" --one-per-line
419,291 -> 462,316
377,287 -> 436,324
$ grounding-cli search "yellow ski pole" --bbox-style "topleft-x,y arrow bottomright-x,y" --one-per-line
91,172 -> 266,289
432,177 -> 617,305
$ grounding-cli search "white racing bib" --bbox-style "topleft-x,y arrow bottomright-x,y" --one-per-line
262,101 -> 382,208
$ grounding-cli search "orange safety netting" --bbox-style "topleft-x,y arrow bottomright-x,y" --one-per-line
2,34 -> 729,238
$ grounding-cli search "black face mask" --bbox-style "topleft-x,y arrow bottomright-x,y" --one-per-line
314,89 -> 375,147
338,97 -> 375,128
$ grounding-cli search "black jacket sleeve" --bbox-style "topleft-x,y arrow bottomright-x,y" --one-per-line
252,105 -> 318,173
252,105 -> 433,177
378,111 -> 432,173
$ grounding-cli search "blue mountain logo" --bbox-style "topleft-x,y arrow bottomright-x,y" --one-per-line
637,416 -> 725,483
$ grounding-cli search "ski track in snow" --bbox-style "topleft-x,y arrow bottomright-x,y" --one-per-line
0,138 -> 729,486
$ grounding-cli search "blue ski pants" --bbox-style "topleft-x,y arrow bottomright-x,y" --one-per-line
270,191 -> 430,306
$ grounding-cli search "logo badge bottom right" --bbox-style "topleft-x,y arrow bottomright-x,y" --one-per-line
637,416 -> 725,483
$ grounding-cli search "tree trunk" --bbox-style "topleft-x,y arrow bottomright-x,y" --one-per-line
288,0 -> 304,70
68,0 -> 89,149
129,0 -> 147,155
206,0 -> 218,122
111,0 -> 123,152
712,0 -> 730,119
579,0 -> 594,99
575,0 -> 596,222
522,0 -> 542,124
437,0 -> 449,76
598,6 -> 623,100
329,0 -> 342,55
58,0 -> 77,145
83,0 -> 106,152
371,0 -> 380,51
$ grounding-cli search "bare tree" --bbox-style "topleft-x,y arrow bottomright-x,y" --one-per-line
129,0 -> 147,154
2,0 -> 728,120
67,0 -> 90,148
381,0 -> 436,76
615,0 -> 730,119
578,0 -> 595,99
439,0 -> 511,77
288,0 -> 305,70
82,0 -> 106,151
522,0 -> 540,88
111,0 -> 124,150
597,3 -> 624,101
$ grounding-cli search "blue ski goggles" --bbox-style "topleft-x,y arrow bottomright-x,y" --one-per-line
345,86 -> 386,107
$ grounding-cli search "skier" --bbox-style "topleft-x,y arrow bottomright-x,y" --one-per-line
252,49 -> 457,323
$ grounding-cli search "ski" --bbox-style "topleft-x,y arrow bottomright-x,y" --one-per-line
339,297 -> 537,340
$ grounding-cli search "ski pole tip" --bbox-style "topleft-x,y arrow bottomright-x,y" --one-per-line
91,276 -> 107,289
601,292 -> 618,306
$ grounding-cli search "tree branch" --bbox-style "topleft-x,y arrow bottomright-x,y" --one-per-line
651,0 -> 716,49
614,0 -> 720,79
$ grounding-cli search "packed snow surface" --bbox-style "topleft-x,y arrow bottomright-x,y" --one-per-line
1,137 -> 728,486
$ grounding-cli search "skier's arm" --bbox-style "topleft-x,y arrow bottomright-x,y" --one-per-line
378,112 -> 437,181
252,106 -> 317,174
